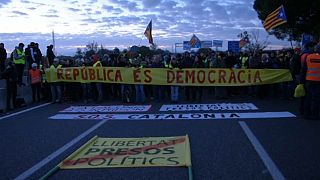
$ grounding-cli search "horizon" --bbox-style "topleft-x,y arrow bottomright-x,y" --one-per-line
0,0 -> 293,56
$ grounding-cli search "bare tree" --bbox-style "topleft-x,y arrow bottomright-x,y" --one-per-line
238,30 -> 270,53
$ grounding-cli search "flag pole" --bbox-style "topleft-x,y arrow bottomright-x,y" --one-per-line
52,29 -> 56,54
138,34 -> 143,47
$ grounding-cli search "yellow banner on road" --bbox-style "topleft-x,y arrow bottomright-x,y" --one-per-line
46,67 -> 292,86
60,135 -> 191,169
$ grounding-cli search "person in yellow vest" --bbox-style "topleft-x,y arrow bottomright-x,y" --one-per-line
300,44 -> 320,120
40,63 -> 50,102
13,43 -> 26,86
29,63 -> 41,102
92,55 -> 103,102
50,58 -> 62,103
240,53 -> 249,69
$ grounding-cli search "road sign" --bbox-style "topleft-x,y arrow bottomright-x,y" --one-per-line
201,41 -> 212,48
302,34 -> 313,46
183,41 -> 201,50
183,41 -> 191,50
228,41 -> 240,53
212,40 -> 223,47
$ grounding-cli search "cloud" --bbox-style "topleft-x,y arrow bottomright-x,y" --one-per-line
101,16 -> 142,26
102,5 -> 123,14
0,0 -> 292,55
82,17 -> 98,23
48,9 -> 58,13
0,0 -> 11,7
109,0 -> 139,11
20,0 -> 30,3
11,10 -> 28,16
41,14 -> 59,18
142,0 -> 162,8
68,7 -> 81,12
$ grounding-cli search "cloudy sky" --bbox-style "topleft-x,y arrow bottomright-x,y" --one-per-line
0,0 -> 291,56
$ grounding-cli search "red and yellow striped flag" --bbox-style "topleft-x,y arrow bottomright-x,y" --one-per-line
263,5 -> 287,32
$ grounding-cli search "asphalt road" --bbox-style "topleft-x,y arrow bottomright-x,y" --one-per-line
0,96 -> 319,180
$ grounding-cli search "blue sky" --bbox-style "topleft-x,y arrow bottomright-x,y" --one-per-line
0,0 -> 291,55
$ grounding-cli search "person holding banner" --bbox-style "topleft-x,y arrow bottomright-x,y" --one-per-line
191,54 -> 204,102
133,57 -> 146,103
181,52 -> 194,102
211,52 -> 227,100
151,55 -> 164,101
92,54 -> 103,103
50,58 -> 63,104
168,55 -> 181,103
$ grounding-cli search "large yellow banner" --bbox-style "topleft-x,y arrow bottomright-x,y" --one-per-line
60,135 -> 191,169
45,67 -> 292,86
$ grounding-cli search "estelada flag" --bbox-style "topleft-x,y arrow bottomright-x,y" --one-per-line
144,20 -> 154,45
263,5 -> 287,32
189,34 -> 201,48
239,37 -> 249,48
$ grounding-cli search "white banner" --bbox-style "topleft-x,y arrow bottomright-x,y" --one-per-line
50,112 -> 295,120
159,103 -> 258,111
60,105 -> 151,113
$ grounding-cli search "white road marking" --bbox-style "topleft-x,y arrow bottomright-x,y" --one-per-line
49,111 -> 296,120
0,103 -> 51,121
239,121 -> 285,180
15,119 -> 109,180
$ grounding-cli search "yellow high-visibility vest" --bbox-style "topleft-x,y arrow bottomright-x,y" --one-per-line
93,61 -> 102,67
13,49 -> 25,65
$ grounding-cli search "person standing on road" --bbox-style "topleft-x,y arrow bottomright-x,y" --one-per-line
0,43 -> 7,73
49,58 -> 62,104
133,57 -> 146,103
300,44 -> 320,120
192,54 -> 205,102
0,61 -> 18,111
298,42 -> 314,115
168,55 -> 180,103
46,45 -> 55,66
211,52 -> 227,99
29,63 -> 41,102
92,54 -> 103,102
26,42 -> 42,69
13,43 -> 26,86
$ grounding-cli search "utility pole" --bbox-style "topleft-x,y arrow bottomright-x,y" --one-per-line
52,29 -> 56,54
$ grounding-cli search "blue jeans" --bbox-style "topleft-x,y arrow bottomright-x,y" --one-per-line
96,83 -> 103,102
50,83 -> 62,103
304,81 -> 320,119
135,84 -> 145,103
171,86 -> 179,101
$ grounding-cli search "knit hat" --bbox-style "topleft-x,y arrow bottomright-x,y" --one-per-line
294,47 -> 301,52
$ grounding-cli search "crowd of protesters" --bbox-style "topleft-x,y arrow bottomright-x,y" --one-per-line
0,41 -> 319,120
